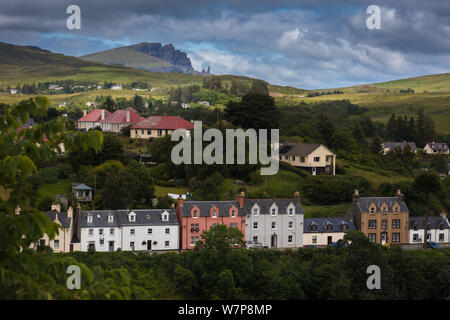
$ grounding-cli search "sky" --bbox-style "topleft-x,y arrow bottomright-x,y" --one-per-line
1,0 -> 450,89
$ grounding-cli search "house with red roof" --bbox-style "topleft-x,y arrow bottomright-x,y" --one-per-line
130,115 -> 194,139
76,108 -> 143,133
76,109 -> 110,131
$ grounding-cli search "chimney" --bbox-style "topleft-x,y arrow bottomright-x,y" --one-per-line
83,110 -> 87,117
177,196 -> 184,208
353,189 -> 360,202
395,189 -> 404,200
51,202 -> 61,213
67,206 -> 73,219
126,109 -> 130,122
236,191 -> 245,208
294,191 -> 301,205
101,109 -> 105,120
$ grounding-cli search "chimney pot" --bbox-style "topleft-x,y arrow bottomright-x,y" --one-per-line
126,109 -> 130,122
83,110 -> 87,117
236,192 -> 245,208
67,206 -> 73,218
353,189 -> 360,202
294,191 -> 301,204
101,109 -> 105,120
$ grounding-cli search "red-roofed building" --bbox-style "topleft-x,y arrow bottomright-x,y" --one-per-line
130,115 -> 194,139
100,108 -> 144,133
76,109 -> 110,131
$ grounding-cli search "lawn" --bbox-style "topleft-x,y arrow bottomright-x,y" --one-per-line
154,185 -> 189,198
37,179 -> 72,200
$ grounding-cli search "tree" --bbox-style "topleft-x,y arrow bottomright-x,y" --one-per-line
133,94 -> 146,113
317,112 -> 335,146
250,80 -> 269,95
225,93 -> 279,130
195,224 -> 245,257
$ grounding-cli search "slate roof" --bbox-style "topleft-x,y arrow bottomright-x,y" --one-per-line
356,197 -> 409,213
244,199 -> 303,215
116,209 -> 179,226
279,142 -> 334,157
73,183 -> 92,191
180,201 -> 245,217
44,210 -> 71,229
382,141 -> 417,151
304,217 -> 355,233
409,216 -> 450,230
132,116 -> 194,130
425,142 -> 449,152
100,108 -> 143,124
80,209 -> 179,227
77,109 -> 110,122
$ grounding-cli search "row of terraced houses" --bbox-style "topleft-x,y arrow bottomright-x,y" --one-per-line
27,190 -> 450,253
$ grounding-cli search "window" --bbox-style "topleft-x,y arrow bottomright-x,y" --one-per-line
271,208 -> 277,216
253,208 -> 258,216
162,213 -> 169,221
142,129 -> 144,134
231,210 -> 236,218
413,234 -> 419,242
212,210 -> 217,218
370,207 -> 375,214
130,242 -> 135,248
382,207 -> 387,215
310,224 -> 317,231
368,220 -> 377,229
288,207 -> 294,215
148,228 -> 152,234
271,221 -> 276,229
392,233 -> 400,242
439,233 -> 445,242
229,223 -> 233,228
394,207 -> 399,214
130,229 -> 135,235
99,228 -> 104,235
54,240 -> 59,249
129,214 -> 135,222
288,235 -> 293,243
89,229 -> 94,236
110,228 -> 114,235
87,215 -> 92,223
312,236 -> 317,244
253,222 -> 258,230
300,156 -> 305,162
39,239 -> 45,246
368,233 -> 376,243
439,223 -> 444,230
157,129 -> 162,136
212,223 -> 217,227
108,215 -> 113,222
99,238 -> 104,245
193,210 -> 198,218
314,157 -> 320,162
253,236 -> 258,242
147,130 -> 151,135
232,223 -> 238,228
325,223 -> 332,231
288,221 -> 293,229
340,223 -> 348,231
165,228 -> 170,234
413,223 -> 418,231
165,241 -> 170,247
392,219 -> 400,229
381,220 -> 387,229
190,236 -> 200,247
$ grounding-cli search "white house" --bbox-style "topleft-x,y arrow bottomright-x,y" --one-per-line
423,142 -> 449,155
244,193 -> 304,248
10,89 -> 17,94
117,209 -> 179,252
303,217 -> 355,246
80,210 -> 122,252
409,214 -> 450,244
111,84 -> 123,90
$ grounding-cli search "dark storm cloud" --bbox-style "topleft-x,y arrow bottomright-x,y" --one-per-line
0,0 -> 449,88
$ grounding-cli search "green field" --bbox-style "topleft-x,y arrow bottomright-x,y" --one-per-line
154,185 -> 189,198
37,179 -> 72,200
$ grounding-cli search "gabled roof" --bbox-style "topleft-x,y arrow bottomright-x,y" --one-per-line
409,216 -> 450,230
101,108 -> 143,124
425,142 -> 449,152
116,209 -> 178,226
279,142 -> 334,156
131,116 -> 194,130
77,109 -> 110,122
304,217 -> 355,233
180,201 -> 245,217
244,199 -> 303,215
44,210 -> 71,229
73,183 -> 92,191
382,141 -> 417,151
356,197 -> 409,213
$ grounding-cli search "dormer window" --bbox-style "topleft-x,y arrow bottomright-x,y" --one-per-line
252,204 -> 259,216
310,223 -> 317,232
270,204 -> 278,216
87,214 -> 93,223
128,212 -> 136,222
162,211 -> 169,222
287,203 -> 295,215
340,223 -> 348,231
382,207 -> 387,215
413,223 -> 418,231
193,209 -> 198,218
370,207 -> 375,214
325,223 -> 333,231
108,215 -> 113,222
231,210 -> 236,218
394,207 -> 399,214
212,210 -> 217,218
289,208 -> 294,215
439,222 -> 444,230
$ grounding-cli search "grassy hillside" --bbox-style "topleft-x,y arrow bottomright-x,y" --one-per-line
374,73 -> 450,93
81,47 -> 173,70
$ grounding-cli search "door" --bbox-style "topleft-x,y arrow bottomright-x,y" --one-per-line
147,240 -> 152,251
108,241 -> 114,252
327,236 -> 332,245
271,234 -> 277,248
312,167 -> 316,176
381,233 -> 387,245
70,244 -> 74,252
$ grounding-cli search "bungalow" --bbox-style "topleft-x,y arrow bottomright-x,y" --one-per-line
409,214 -> 450,244
75,109 -> 110,131
100,107 -> 143,133
130,115 -> 194,139
423,142 -> 449,155
303,217 -> 355,246
279,142 -> 336,175
381,141 -> 417,154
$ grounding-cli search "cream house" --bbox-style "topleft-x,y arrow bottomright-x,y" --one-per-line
131,116 -> 193,139
303,217 -> 355,246
279,143 -> 336,175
